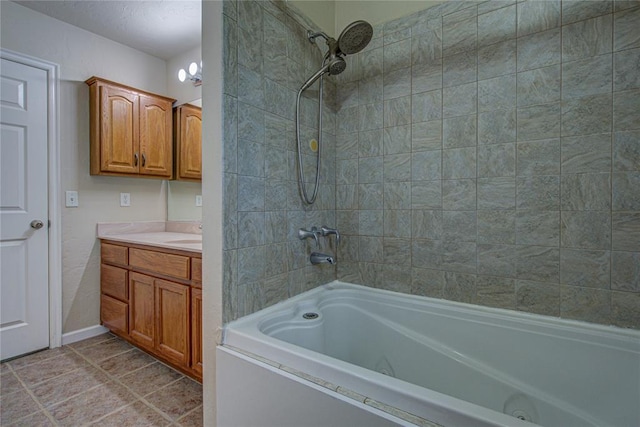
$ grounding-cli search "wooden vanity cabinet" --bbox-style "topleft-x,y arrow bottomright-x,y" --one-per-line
99,240 -> 202,381
86,77 -> 175,179
173,104 -> 202,181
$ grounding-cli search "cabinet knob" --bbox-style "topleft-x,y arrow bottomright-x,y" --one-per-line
142,153 -> 146,167
134,153 -> 139,166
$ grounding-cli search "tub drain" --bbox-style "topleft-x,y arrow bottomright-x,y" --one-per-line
503,393 -> 539,424
512,410 -> 532,422
302,312 -> 319,319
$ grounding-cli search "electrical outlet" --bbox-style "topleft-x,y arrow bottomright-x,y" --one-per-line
65,191 -> 79,207
120,193 -> 130,207
195,195 -> 202,207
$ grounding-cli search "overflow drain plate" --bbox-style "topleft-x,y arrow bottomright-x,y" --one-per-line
302,312 -> 319,320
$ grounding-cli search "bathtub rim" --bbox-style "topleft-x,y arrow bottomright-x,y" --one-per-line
221,281 -> 640,427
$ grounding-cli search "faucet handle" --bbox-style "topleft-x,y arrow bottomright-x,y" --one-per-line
321,225 -> 340,248
298,227 -> 320,247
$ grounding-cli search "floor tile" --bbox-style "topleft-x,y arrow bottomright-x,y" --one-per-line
1,362 -> 11,374
176,406 -> 204,427
68,332 -> 115,350
13,351 -> 88,388
0,389 -> 41,425
1,371 -> 24,395
49,382 -> 135,426
119,362 -> 183,397
3,335 -> 202,426
30,364 -> 110,407
75,338 -> 133,363
145,377 -> 203,421
7,347 -> 73,370
5,410 -> 55,427
98,348 -> 156,378
89,400 -> 172,426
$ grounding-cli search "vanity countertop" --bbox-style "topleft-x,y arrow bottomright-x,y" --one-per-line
97,222 -> 202,253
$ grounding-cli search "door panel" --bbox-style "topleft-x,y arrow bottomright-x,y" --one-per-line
178,105 -> 202,180
129,272 -> 155,349
155,279 -> 189,365
0,57 -> 49,360
100,85 -> 139,174
139,94 -> 172,177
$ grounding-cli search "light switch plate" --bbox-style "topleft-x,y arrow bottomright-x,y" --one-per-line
120,193 -> 130,207
195,195 -> 202,207
65,190 -> 79,207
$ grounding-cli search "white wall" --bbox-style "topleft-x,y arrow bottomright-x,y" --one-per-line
288,0 -> 336,34
167,45 -> 202,106
1,1 -> 169,333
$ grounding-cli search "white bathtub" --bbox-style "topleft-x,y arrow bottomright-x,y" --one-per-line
221,281 -> 640,427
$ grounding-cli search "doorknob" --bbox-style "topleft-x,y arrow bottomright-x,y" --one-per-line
30,220 -> 44,230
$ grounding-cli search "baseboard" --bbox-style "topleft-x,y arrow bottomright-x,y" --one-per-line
61,325 -> 109,346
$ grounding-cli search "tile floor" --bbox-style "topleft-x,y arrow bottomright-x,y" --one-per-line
1,333 -> 203,426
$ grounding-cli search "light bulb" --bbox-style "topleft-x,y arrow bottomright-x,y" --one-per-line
188,62 -> 198,76
178,68 -> 186,82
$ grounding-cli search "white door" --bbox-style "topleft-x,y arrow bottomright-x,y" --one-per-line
0,57 -> 50,360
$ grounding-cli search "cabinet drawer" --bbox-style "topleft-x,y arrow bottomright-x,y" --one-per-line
101,242 -> 128,265
191,258 -> 202,286
101,294 -> 128,335
129,248 -> 190,280
101,264 -> 128,302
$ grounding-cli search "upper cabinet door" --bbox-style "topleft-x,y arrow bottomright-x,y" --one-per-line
175,104 -> 202,181
139,94 -> 173,178
99,85 -> 139,174
86,77 -> 175,178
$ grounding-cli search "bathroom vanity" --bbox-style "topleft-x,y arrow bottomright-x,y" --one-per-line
98,223 -> 202,381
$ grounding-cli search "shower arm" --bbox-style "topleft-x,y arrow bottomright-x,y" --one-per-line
307,30 -> 330,43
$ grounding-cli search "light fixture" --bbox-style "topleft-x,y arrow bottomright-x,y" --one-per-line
178,61 -> 202,86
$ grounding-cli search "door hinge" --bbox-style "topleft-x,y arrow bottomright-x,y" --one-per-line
48,220 -> 51,228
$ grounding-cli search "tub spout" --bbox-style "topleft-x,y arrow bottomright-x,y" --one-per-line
310,252 -> 335,265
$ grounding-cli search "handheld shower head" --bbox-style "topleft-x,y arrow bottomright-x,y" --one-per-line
327,56 -> 346,75
299,56 -> 346,92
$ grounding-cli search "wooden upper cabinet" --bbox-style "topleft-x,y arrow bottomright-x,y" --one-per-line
174,104 -> 202,181
140,94 -> 173,177
99,85 -> 139,174
86,77 -> 175,179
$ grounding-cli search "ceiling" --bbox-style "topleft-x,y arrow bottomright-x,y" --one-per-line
14,0 -> 201,61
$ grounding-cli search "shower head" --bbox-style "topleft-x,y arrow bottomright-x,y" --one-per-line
337,20 -> 373,55
298,55 -> 346,92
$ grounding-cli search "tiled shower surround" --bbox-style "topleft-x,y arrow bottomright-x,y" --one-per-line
223,0 -> 640,329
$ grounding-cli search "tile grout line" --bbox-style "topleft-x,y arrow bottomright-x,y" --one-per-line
3,361 -> 61,426
66,343 -> 184,424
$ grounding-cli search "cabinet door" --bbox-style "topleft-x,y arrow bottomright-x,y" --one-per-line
99,84 -> 139,174
129,272 -> 155,349
155,279 -> 190,366
139,94 -> 173,178
176,105 -> 202,181
191,287 -> 203,376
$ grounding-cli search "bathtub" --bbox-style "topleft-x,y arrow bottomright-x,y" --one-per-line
219,281 -> 640,427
